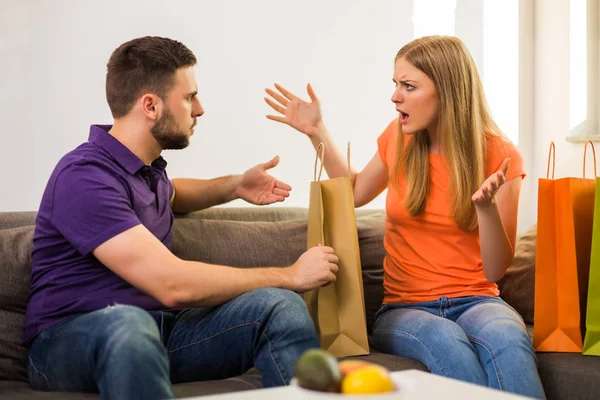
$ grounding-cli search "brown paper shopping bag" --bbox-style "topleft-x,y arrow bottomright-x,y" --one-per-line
534,142 -> 596,352
304,142 -> 370,357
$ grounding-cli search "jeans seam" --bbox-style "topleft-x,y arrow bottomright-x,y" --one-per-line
166,321 -> 287,384
374,328 -> 448,376
467,335 -> 504,389
159,313 -> 165,343
167,322 -> 258,353
28,356 -> 51,390
261,328 -> 287,385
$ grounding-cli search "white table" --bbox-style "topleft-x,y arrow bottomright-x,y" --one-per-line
184,370 -> 533,399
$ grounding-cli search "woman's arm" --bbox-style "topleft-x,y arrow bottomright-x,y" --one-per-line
473,158 -> 522,282
265,83 -> 388,207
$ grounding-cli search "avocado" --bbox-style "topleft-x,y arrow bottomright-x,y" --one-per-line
294,349 -> 342,393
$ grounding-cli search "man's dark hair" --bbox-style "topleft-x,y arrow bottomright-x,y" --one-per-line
106,36 -> 197,118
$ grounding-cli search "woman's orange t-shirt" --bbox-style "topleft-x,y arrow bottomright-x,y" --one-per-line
377,118 -> 525,304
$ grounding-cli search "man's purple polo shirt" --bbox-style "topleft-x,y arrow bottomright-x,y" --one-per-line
23,125 -> 175,344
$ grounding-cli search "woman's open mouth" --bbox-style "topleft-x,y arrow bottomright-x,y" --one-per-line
399,111 -> 409,124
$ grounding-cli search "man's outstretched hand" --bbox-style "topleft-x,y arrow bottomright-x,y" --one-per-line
236,155 -> 292,205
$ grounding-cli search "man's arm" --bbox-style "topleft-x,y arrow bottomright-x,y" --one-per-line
170,176 -> 241,213
169,155 -> 291,213
93,224 -> 338,308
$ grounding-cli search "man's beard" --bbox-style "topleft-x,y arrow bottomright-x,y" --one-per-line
151,106 -> 192,150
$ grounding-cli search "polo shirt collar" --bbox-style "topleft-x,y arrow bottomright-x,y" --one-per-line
88,125 -> 167,174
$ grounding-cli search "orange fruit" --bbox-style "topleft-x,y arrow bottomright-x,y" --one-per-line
341,365 -> 395,395
338,360 -> 371,377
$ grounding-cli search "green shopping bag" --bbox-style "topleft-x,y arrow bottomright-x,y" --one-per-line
584,144 -> 600,356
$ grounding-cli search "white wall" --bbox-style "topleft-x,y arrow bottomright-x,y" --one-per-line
1,0 -> 544,234
1,0 -> 410,212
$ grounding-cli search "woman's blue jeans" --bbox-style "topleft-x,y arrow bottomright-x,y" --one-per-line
370,295 -> 546,399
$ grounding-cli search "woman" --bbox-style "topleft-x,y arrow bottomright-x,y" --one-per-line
264,35 -> 545,398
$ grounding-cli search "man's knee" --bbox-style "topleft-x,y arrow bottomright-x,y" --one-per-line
96,305 -> 162,352
251,288 -> 315,334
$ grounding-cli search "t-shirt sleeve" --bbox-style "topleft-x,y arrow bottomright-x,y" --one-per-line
486,135 -> 526,182
377,118 -> 399,168
51,163 -> 141,255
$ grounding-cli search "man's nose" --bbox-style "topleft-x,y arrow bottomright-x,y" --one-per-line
193,98 -> 204,117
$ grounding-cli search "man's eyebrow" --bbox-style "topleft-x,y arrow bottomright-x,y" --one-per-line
186,90 -> 198,97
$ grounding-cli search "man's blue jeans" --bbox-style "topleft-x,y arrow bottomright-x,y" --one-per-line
370,295 -> 546,399
27,288 -> 319,400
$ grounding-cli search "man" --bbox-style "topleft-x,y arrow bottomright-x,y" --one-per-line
24,36 -> 338,399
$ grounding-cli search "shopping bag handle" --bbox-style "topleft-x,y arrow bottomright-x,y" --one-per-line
583,140 -> 597,179
346,142 -> 351,178
313,142 -> 352,182
546,142 -> 555,179
314,142 -> 326,181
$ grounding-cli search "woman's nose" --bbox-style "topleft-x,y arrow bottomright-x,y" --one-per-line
391,87 -> 403,103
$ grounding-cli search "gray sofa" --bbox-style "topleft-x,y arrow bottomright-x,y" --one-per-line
1,207 -> 599,399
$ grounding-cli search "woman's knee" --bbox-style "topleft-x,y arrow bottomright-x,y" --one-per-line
473,317 -> 534,356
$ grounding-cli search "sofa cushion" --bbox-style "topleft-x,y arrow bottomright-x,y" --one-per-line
0,226 -> 34,382
537,353 -> 600,400
355,213 -> 386,333
497,224 -> 536,324
172,218 -> 306,267
0,212 -> 36,231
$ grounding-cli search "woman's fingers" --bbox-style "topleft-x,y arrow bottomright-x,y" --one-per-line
264,97 -> 286,115
265,88 -> 290,106
266,114 -> 287,124
274,83 -> 298,102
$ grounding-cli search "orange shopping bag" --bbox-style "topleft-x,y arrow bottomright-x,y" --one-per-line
534,142 -> 596,352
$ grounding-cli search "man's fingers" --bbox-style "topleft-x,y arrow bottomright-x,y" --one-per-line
329,262 -> 339,274
272,187 -> 290,197
275,180 -> 292,191
326,254 -> 339,264
261,155 -> 280,170
318,245 -> 335,254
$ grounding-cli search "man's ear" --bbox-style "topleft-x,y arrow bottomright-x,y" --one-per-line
140,94 -> 161,121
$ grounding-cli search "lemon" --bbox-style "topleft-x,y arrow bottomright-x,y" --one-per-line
341,365 -> 395,395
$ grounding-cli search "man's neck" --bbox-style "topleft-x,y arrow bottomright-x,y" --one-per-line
108,119 -> 161,165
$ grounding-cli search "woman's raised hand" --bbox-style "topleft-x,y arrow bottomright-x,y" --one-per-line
264,83 -> 323,138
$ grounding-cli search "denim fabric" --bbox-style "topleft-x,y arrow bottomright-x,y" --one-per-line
370,295 -> 546,399
27,288 -> 318,399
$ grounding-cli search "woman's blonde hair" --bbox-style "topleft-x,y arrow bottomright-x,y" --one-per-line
392,35 -> 500,231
